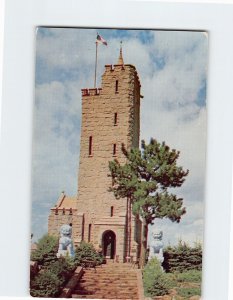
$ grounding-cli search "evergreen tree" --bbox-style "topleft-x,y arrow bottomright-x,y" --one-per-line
30,235 -> 77,297
31,234 -> 58,266
109,138 -> 188,266
74,242 -> 104,267
163,241 -> 202,272
30,270 -> 62,297
143,258 -> 172,297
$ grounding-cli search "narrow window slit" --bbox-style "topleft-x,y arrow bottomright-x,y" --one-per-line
88,224 -> 92,242
114,113 -> 118,125
89,136 -> 92,156
115,80 -> 118,93
113,144 -> 117,156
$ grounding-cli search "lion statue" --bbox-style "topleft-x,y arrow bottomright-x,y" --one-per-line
148,230 -> 164,265
57,224 -> 75,258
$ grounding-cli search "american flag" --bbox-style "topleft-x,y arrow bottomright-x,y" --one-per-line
96,34 -> 107,46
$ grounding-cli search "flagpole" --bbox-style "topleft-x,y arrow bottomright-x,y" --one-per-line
94,41 -> 98,88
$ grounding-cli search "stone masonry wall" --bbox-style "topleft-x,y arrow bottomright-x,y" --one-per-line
48,62 -> 142,261
76,64 -> 141,260
48,210 -> 84,246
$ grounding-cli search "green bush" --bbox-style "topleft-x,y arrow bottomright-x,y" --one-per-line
46,257 -> 75,282
31,234 -> 58,266
177,287 -> 201,298
175,270 -> 202,283
75,242 -> 104,267
143,258 -> 172,297
30,270 -> 62,297
30,256 -> 77,298
163,241 -> 202,272
30,234 -> 78,297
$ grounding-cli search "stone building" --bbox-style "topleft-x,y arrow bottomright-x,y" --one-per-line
48,48 -> 143,262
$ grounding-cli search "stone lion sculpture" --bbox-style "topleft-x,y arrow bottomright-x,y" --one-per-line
57,224 -> 75,258
148,230 -> 164,265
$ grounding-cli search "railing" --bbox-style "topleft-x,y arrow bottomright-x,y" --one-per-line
59,266 -> 84,298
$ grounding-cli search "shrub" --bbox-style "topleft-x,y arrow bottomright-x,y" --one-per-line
30,270 -> 62,297
175,270 -> 202,283
177,287 -> 201,298
143,258 -> 172,297
163,241 -> 202,272
74,242 -> 104,267
30,256 -> 77,297
46,257 -> 75,282
31,234 -> 58,266
30,234 -> 78,297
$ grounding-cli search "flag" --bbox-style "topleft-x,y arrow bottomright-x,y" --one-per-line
96,34 -> 107,46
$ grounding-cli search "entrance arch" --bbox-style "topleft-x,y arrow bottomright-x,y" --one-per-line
102,230 -> 116,259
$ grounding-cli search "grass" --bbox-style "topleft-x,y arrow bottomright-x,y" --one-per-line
143,268 -> 202,299
175,270 -> 201,283
169,270 -> 201,299
177,286 -> 201,298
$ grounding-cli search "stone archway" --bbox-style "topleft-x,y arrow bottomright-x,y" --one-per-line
102,230 -> 116,259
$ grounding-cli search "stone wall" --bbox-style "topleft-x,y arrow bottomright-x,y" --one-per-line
48,59 -> 142,262
76,63 -> 141,261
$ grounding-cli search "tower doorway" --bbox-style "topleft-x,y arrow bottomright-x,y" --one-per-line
102,230 -> 116,259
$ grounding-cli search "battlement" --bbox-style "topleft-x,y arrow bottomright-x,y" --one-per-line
81,64 -> 141,99
51,207 -> 77,215
81,88 -> 102,96
105,64 -> 137,72
103,64 -> 141,87
104,64 -> 125,72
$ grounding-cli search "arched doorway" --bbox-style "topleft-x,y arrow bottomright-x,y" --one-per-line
102,230 -> 116,259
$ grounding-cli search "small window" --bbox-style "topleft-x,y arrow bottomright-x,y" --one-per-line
113,144 -> 116,156
89,136 -> 92,156
115,80 -> 118,93
88,224 -> 92,242
114,113 -> 118,126
82,218 -> 85,241
110,206 -> 114,217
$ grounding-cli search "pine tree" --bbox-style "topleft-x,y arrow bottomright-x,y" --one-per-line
163,241 -> 202,272
31,234 -> 58,266
109,138 -> 189,266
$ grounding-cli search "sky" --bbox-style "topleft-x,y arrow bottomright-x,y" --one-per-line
32,28 -> 208,246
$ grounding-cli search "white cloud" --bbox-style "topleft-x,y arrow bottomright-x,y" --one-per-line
31,79 -> 83,239
37,28 -> 96,69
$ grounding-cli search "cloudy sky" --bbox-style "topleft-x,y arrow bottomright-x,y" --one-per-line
32,28 -> 208,246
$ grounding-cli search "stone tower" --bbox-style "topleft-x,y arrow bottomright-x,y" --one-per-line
48,48 -> 142,262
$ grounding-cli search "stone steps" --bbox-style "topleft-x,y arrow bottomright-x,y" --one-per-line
71,262 -> 139,299
76,286 -> 137,291
80,279 -> 137,286
73,290 -> 138,295
73,296 -> 138,298
81,276 -> 137,280
82,274 -> 137,277
72,293 -> 139,298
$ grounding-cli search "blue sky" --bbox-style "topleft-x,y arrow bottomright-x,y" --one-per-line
32,28 -> 208,246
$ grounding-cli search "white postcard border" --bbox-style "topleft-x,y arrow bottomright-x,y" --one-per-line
1,1 -> 233,299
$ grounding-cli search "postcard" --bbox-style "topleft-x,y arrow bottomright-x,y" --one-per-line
30,27 -> 207,299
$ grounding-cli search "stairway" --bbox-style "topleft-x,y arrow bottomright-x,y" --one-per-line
72,261 -> 139,299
